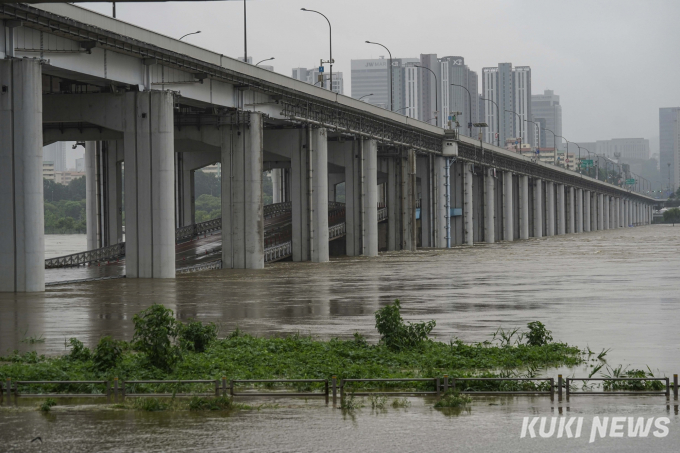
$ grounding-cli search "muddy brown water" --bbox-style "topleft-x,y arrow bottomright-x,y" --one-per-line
1,225 -> 679,452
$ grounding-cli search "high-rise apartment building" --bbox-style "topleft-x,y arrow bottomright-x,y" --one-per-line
575,139 -> 650,161
291,67 -> 344,94
660,107 -> 680,191
351,58 -> 392,109
673,110 -> 680,192
482,63 -> 533,149
441,56 -> 480,137
43,142 -> 67,172
531,90 -> 562,150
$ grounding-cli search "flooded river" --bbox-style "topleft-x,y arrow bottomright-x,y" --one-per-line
1,225 -> 679,451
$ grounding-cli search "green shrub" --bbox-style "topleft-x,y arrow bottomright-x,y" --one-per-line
188,396 -> 233,411
374,300 -> 435,350
180,320 -> 218,353
67,338 -> 91,362
133,304 -> 181,371
131,398 -> 168,412
39,398 -> 57,412
92,336 -> 123,371
525,321 -> 553,346
368,394 -> 387,409
391,398 -> 411,408
434,390 -> 472,408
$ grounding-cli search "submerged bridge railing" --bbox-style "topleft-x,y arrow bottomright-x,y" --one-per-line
44,243 -> 125,269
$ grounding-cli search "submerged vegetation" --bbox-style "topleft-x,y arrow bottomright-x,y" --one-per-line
2,302 -> 588,398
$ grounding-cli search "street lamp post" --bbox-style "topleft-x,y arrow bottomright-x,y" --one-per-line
302,8 -> 333,92
524,119 -> 541,160
481,97 -> 500,147
414,65 -> 438,125
451,84 -> 472,138
365,41 -> 393,111
543,127 -> 558,166
556,135 -> 570,169
255,57 -> 275,66
358,93 -> 374,101
505,110 -> 523,154
179,31 -> 201,41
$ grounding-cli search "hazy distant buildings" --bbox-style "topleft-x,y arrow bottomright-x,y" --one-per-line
575,139 -> 649,161
43,142 -> 67,172
75,157 -> 85,173
42,162 -> 55,180
482,63 -> 534,148
660,107 -> 680,191
531,90 -> 563,150
350,58 -> 391,109
292,67 -> 344,94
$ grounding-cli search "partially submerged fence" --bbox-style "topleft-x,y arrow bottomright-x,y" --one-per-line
4,375 -> 678,405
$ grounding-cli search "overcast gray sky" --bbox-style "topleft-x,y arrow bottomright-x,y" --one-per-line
77,0 -> 680,154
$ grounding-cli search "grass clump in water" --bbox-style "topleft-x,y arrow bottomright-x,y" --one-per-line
391,398 -> 410,408
130,398 -> 169,412
340,394 -> 364,411
368,394 -> 387,409
39,398 -> 57,412
434,390 -> 472,408
188,396 -> 234,411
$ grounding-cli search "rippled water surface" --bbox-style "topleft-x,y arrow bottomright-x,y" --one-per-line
1,225 -> 680,451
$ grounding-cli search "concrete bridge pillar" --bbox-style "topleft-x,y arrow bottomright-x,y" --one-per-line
104,140 -> 124,245
603,195 -> 610,230
291,129 -> 310,261
618,198 -> 623,228
464,163 -> 474,246
503,171 -> 514,241
179,157 -> 195,227
576,188 -> 584,233
345,139 -> 378,256
533,178 -> 543,238
0,59 -> 44,292
433,156 -> 448,248
85,141 -> 101,250
624,199 -> 629,227
387,155 -> 400,251
386,149 -> 416,251
221,112 -> 265,269
416,155 -> 432,248
546,181 -> 555,236
271,168 -> 283,204
597,193 -> 604,231
311,128 -> 329,262
567,187 -> 575,234
556,183 -> 566,235
584,190 -> 591,232
484,168 -> 495,244
123,91 -> 176,278
519,175 -> 529,240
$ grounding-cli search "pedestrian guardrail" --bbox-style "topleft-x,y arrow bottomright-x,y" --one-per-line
449,377 -> 554,396
229,379 -> 329,403
44,243 -> 125,269
340,378 -> 441,399
5,380 -> 110,398
121,380 -> 222,397
565,377 -> 671,398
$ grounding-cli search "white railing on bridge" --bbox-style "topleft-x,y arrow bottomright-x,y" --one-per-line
44,243 -> 125,269
329,223 -> 346,240
264,241 -> 292,263
264,201 -> 292,219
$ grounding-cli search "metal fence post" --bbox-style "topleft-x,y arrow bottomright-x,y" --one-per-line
340,379 -> 344,401
674,374 -> 678,400
230,380 -> 234,397
565,377 -> 570,399
325,380 -> 329,405
558,375 -> 563,401
443,375 -> 449,394
222,377 -> 227,397
332,376 -> 337,407
215,379 -> 220,397
550,378 -> 555,400
666,378 -> 670,399
436,378 -> 441,397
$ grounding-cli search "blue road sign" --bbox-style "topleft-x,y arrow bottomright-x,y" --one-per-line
318,66 -> 324,73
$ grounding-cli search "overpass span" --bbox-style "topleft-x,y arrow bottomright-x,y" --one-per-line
1,2 -> 656,292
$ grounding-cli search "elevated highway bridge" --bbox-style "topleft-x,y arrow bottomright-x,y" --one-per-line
1,2 -> 656,292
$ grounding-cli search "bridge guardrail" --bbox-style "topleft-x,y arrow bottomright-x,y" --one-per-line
265,241 -> 292,263
329,223 -> 346,240
44,243 -> 125,269
264,201 -> 292,219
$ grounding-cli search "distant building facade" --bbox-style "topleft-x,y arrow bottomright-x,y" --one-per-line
660,107 -> 680,191
55,171 -> 85,185
531,90 -> 563,150
75,157 -> 85,173
43,142 -> 67,172
292,66 -> 344,94
43,162 -> 55,180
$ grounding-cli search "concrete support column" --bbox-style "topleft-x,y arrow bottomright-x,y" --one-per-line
85,141 -> 100,250
625,200 -> 630,227
123,91 -> 176,278
546,181 -> 555,236
291,129 -> 310,261
181,166 -> 195,227
503,171 -> 514,241
464,163 -> 474,246
364,140 -> 378,256
387,156 -> 400,251
345,141 -> 362,256
416,155 -> 432,248
434,156 -> 447,247
603,196 -> 610,230
519,175 -> 530,240
584,190 -> 591,232
271,168 -> 283,204
484,168 -> 495,243
576,188 -> 583,233
619,198 -> 624,228
597,193 -> 604,230
533,179 -> 543,238
400,149 -> 416,252
0,59 -> 44,292
105,140 -> 124,244
221,112 -> 265,269
311,128 -> 329,262
567,187 -> 575,234
556,183 -> 566,235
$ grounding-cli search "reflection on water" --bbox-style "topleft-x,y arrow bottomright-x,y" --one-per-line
2,226 -> 680,375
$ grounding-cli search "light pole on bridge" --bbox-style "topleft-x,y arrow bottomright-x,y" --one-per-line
302,8 -> 334,92
452,84 -> 473,138
365,41 -> 393,111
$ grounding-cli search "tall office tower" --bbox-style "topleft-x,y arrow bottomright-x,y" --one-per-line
351,58 -> 392,109
441,56 -> 479,138
482,63 -> 533,148
43,142 -> 66,172
532,90 -> 563,150
478,94 -> 486,139
290,67 -> 343,94
660,107 -> 680,192
418,54 -> 440,126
